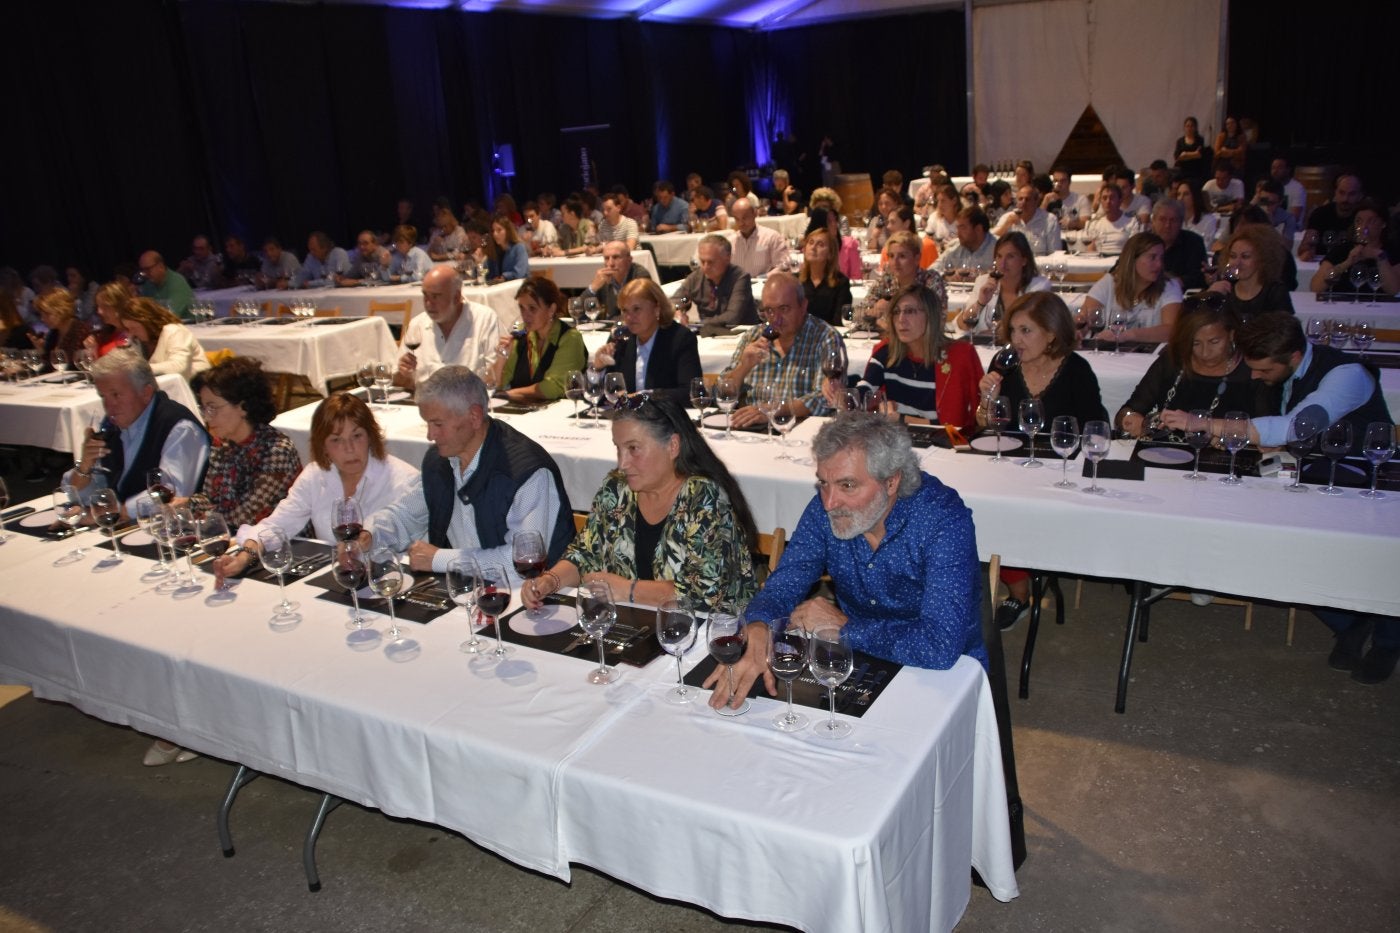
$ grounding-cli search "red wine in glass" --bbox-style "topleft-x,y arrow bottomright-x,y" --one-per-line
403,338 -> 422,352
201,539 -> 230,558
333,522 -> 362,542
513,558 -> 545,580
761,322 -> 779,342
172,533 -> 199,555
709,634 -> 746,666
477,587 -> 511,618
149,484 -> 174,505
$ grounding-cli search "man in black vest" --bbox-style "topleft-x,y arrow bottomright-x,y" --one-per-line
64,350 -> 209,518
363,366 -> 573,579
1166,314 -> 1396,683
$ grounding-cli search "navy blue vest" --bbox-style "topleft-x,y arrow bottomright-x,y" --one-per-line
421,418 -> 573,561
100,391 -> 207,502
1286,345 -> 1392,451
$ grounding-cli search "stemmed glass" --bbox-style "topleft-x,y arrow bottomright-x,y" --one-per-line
512,530 -> 547,618
1305,318 -> 1326,345
447,556 -> 484,654
335,541 -> 379,648
986,395 -> 1013,462
1318,421 -> 1354,496
1108,309 -> 1129,354
808,625 -> 854,740
199,511 -> 232,591
1368,270 -> 1383,308
370,546 -> 419,661
577,580 -> 618,685
373,362 -> 394,411
689,377 -> 709,426
771,400 -> 797,457
1348,266 -> 1366,302
74,348 -> 95,385
656,597 -> 697,704
356,362 -> 375,399
1081,420 -> 1112,494
51,349 -> 70,376
583,367 -> 606,427
168,506 -> 203,592
475,563 -> 513,660
1017,398 -> 1046,468
1050,415 -> 1079,487
90,488 -> 124,562
1360,421 -> 1395,500
564,370 -> 586,420
821,342 -> 847,385
582,296 -> 600,326
257,527 -> 302,624
1330,319 -> 1351,349
755,382 -> 778,443
603,371 -> 627,411
1284,407 -> 1326,491
1218,412 -> 1251,486
1087,306 -> 1106,355
768,618 -> 809,732
1353,320 -> 1376,357
52,484 -> 89,562
707,604 -> 749,716
1183,410 -> 1212,481
714,376 -> 739,440
146,468 -> 175,506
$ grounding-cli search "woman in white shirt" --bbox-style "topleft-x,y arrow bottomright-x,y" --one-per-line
1076,232 -> 1184,345
1175,179 -> 1219,246
118,297 -> 210,380
956,232 -> 1053,335
212,393 -> 417,584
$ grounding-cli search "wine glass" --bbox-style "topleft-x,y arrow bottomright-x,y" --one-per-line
1360,421 -> 1395,500
1318,421 -> 1354,496
656,597 -> 697,704
198,511 -> 231,590
986,395 -> 1013,463
1348,266 -> 1366,302
476,563 -> 513,659
1050,415 -> 1079,488
603,371 -> 627,410
1087,306 -> 1106,355
146,468 -> 175,506
373,362 -> 394,411
356,362 -> 375,399
714,376 -> 740,440
1368,269 -> 1383,308
1081,420 -> 1112,494
583,367 -> 606,427
768,618 -> 809,732
1183,409 -> 1212,481
822,341 -> 848,383
1218,411 -> 1251,486
771,400 -> 797,457
808,625 -> 854,740
707,604 -> 750,716
1108,309 -> 1129,354
74,347 -> 95,385
567,296 -> 584,326
689,377 -> 709,426
577,580 -> 618,685
447,556 -> 484,654
1353,320 -> 1376,357
334,540 -> 379,646
754,382 -> 778,443
582,296 -> 600,325
1330,318 -> 1351,349
512,530 -> 547,618
51,349 -> 70,375
89,488 -> 123,562
564,370 -> 586,420
1284,407 -> 1326,492
257,527 -> 301,623
52,484 -> 89,562
331,497 -> 363,544
1017,398 -> 1046,468
1305,318 -> 1326,345
368,546 -> 418,660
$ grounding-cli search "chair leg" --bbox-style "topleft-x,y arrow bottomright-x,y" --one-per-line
304,794 -> 344,892
1286,607 -> 1297,646
1049,576 -> 1065,625
217,764 -> 259,857
1073,578 -> 1083,610
1019,575 -> 1047,700
1116,581 -> 1147,714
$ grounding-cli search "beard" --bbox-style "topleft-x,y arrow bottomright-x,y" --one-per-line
826,487 -> 892,541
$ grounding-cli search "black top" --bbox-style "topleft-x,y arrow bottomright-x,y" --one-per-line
996,353 -> 1108,427
803,274 -> 853,326
1118,352 -> 1277,426
632,510 -> 664,581
607,322 -> 702,404
1223,282 -> 1294,323
1173,137 -> 1211,185
1163,230 -> 1208,292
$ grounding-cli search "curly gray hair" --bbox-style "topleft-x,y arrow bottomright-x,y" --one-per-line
811,411 -> 922,498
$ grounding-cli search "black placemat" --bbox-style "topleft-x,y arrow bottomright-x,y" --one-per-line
309,317 -> 356,326
308,568 -> 456,624
683,649 -> 901,719
1083,458 -> 1146,481
1298,455 -> 1398,491
1131,440 -> 1261,476
699,413 -> 771,434
494,596 -> 665,668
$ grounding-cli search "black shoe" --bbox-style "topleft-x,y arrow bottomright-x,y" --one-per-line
1328,621 -> 1374,672
995,597 -> 1030,632
1351,646 -> 1400,685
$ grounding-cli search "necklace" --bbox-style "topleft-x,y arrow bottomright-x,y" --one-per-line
1149,354 -> 1240,433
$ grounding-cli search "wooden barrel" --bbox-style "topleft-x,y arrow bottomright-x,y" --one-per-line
832,173 -> 874,221
1295,165 -> 1336,221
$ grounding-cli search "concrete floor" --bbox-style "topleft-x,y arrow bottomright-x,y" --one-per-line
0,581 -> 1397,932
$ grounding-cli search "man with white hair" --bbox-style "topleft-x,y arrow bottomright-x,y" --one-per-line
395,265 -> 504,392
726,198 -> 788,277
705,411 -> 985,709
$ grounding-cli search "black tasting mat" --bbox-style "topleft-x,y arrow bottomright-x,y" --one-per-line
1297,455 -> 1399,491
906,424 -> 958,449
309,317 -> 356,325
495,596 -> 666,668
1131,440 -> 1261,477
494,401 -> 549,415
1083,458 -> 1146,481
6,511 -> 119,543
699,413 -> 773,434
218,538 -> 333,584
308,568 -> 457,624
683,649 -> 902,719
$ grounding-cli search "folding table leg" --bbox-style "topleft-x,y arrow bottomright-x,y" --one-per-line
217,764 -> 259,857
1116,581 -> 1147,713
304,794 -> 343,893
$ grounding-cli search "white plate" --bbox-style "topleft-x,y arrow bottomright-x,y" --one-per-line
970,435 -> 1023,452
1138,447 -> 1194,465
508,603 -> 576,637
20,509 -> 56,528
124,530 -> 156,546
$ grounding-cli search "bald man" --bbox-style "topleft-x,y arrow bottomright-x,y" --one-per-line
137,250 -> 195,320
727,199 -> 788,277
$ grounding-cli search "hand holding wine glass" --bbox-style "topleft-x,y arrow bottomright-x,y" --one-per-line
808,625 -> 854,739
512,530 -> 547,617
707,605 -> 750,716
198,511 -> 231,591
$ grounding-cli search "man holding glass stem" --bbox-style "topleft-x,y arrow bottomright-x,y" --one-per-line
706,412 -> 984,710
359,366 -> 572,578
62,350 -> 209,518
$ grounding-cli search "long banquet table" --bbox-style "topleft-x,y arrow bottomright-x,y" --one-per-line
192,316 -> 397,395
0,506 -> 1018,932
0,373 -> 201,452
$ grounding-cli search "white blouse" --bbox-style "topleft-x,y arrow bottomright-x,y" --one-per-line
237,452 -> 418,546
1086,274 -> 1184,330
148,323 -> 211,380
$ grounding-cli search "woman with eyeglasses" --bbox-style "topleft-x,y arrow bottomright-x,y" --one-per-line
1116,297 -> 1274,438
521,395 -> 758,610
182,356 -> 301,531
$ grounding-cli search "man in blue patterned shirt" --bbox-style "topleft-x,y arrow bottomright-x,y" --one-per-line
706,411 -> 985,710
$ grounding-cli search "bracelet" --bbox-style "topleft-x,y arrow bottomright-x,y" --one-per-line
541,570 -> 560,595
628,579 -> 638,603
73,461 -> 93,477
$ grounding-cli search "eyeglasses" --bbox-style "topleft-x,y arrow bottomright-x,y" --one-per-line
200,400 -> 230,416
760,304 -> 793,320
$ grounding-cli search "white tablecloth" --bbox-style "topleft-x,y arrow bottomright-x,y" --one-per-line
198,283 -> 425,321
529,251 -> 659,289
0,511 -> 1017,931
640,231 -> 707,267
754,213 -> 810,239
273,399 -> 1400,616
192,317 -> 397,395
0,373 -> 201,453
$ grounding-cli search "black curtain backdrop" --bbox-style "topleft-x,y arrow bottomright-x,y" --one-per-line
7,0 -> 1378,283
